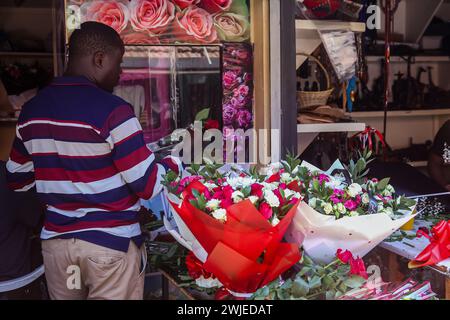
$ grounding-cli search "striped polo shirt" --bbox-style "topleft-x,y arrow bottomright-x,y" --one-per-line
6,76 -> 181,252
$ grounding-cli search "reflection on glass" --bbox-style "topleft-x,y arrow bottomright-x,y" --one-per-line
114,46 -> 222,144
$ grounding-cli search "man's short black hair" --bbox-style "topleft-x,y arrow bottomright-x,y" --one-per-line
68,21 -> 124,59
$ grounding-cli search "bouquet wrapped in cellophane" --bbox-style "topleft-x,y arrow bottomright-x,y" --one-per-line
161,164 -> 303,297
277,151 -> 418,264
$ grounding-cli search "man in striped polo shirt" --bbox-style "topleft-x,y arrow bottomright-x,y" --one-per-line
6,22 -> 181,300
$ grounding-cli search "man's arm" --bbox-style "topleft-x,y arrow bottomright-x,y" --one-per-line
102,105 -> 182,200
6,127 -> 36,192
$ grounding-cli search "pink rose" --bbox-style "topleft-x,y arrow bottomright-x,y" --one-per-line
174,6 -> 218,43
258,202 -> 273,220
223,71 -> 238,90
173,0 -> 200,9
200,0 -> 233,14
80,1 -> 130,34
235,84 -> 249,98
129,0 -> 175,34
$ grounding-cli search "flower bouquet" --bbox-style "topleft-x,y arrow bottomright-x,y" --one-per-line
161,164 -> 302,297
278,151 -> 418,264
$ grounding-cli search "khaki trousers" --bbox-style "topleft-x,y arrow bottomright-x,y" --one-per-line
42,238 -> 146,300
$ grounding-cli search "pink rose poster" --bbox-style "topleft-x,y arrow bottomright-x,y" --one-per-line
65,0 -> 251,44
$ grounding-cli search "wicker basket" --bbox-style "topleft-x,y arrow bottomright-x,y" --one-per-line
296,53 -> 333,109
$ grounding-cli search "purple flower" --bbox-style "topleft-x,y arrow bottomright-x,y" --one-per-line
231,97 -> 245,109
236,109 -> 252,128
223,103 -> 237,125
344,200 -> 357,211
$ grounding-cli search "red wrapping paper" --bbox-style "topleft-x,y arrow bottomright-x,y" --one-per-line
409,220 -> 450,269
169,193 -> 301,295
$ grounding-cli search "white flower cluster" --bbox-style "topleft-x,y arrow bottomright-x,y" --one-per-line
195,276 -> 223,289
212,208 -> 227,222
226,176 -> 256,189
263,189 -> 280,208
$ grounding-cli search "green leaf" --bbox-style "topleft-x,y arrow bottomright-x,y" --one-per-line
292,278 -> 310,298
191,188 -> 201,199
195,108 -> 210,122
343,276 -> 366,289
377,178 -> 391,191
309,276 -> 322,290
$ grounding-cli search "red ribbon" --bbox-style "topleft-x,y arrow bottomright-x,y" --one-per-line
170,183 -> 301,296
409,220 -> 450,269
352,126 -> 386,151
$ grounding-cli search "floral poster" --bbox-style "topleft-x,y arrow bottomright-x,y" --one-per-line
66,0 -> 250,45
222,43 -> 253,133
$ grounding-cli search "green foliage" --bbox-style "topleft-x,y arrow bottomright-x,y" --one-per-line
195,108 -> 211,122
251,254 -> 366,300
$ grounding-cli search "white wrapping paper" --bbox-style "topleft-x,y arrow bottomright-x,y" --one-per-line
285,201 -> 418,264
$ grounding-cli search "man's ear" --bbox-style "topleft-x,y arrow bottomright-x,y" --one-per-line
93,51 -> 105,69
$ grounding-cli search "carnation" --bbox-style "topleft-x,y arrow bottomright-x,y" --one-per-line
336,203 -> 346,214
212,208 -> 227,222
264,189 -> 280,208
206,199 -> 221,211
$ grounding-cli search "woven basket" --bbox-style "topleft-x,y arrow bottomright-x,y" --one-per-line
296,53 -> 333,109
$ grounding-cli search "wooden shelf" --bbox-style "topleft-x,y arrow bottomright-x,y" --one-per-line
347,108 -> 450,119
297,122 -> 366,133
296,19 -> 366,32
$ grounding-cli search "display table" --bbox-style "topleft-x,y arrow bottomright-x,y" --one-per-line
380,219 -> 450,299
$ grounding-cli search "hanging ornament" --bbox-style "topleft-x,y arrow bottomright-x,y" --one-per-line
302,0 -> 341,19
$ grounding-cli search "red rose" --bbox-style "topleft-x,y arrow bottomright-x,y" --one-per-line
336,248 -> 353,264
204,119 -> 220,130
199,0 -> 232,14
258,202 -> 273,220
80,0 -> 130,34
250,183 -> 264,198
174,6 -> 217,43
173,0 -> 200,9
349,257 -> 368,279
129,0 -> 175,34
266,172 -> 281,183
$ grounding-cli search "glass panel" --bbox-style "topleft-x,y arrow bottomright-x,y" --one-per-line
115,45 -> 221,144
64,0 -> 251,45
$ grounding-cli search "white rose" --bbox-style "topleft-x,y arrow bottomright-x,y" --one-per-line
347,183 -> 363,198
212,209 -> 227,222
322,202 -> 333,215
362,193 -> 370,204
232,191 -> 244,203
206,199 -> 221,211
349,211 -> 359,217
337,203 -> 346,214
281,172 -> 292,183
308,197 -> 317,208
195,276 -> 223,289
264,189 -> 280,208
271,216 -> 280,226
248,196 -> 259,204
